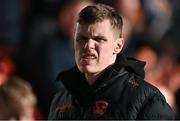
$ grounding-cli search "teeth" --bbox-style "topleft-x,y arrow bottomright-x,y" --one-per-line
83,56 -> 96,59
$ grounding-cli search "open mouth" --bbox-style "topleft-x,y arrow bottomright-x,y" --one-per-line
80,53 -> 97,65
81,53 -> 97,59
82,55 -> 96,59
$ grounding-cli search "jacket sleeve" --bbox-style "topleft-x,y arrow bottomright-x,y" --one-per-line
48,88 -> 66,120
48,92 -> 61,120
137,94 -> 175,120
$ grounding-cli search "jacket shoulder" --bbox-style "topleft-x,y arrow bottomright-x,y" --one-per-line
122,74 -> 174,119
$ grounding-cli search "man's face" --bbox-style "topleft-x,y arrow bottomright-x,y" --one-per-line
74,19 -> 123,75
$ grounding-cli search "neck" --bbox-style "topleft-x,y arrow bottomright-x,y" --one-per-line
85,64 -> 114,85
85,72 -> 102,85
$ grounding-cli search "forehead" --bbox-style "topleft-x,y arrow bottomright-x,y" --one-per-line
76,19 -> 114,36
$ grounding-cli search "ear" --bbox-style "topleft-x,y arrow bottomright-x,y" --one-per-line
114,38 -> 124,54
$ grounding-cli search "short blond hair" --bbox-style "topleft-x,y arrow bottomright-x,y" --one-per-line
0,76 -> 37,119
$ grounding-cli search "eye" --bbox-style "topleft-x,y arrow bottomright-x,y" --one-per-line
93,36 -> 107,42
76,37 -> 88,43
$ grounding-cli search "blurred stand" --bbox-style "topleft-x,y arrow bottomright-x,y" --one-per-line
0,44 -> 15,85
16,0 -> 93,118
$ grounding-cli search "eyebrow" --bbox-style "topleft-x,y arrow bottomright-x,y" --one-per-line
92,35 -> 108,41
76,34 -> 108,41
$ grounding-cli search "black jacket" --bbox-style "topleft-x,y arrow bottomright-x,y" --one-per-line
48,54 -> 174,120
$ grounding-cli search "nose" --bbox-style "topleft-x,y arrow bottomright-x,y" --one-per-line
84,39 -> 95,50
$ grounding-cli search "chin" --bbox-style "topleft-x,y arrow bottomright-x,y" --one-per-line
78,66 -> 97,74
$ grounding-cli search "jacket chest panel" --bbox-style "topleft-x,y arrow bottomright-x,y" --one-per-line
55,95 -> 118,119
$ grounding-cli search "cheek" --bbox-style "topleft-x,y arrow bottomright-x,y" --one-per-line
103,44 -> 115,53
98,45 -> 114,58
74,45 -> 80,59
75,44 -> 82,53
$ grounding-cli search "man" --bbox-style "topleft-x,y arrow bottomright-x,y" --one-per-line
48,4 -> 174,120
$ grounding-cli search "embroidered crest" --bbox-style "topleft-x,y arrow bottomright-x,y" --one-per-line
56,104 -> 72,113
128,80 -> 139,87
93,100 -> 109,117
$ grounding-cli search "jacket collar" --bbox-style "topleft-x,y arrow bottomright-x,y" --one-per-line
57,53 -> 146,104
114,53 -> 146,79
